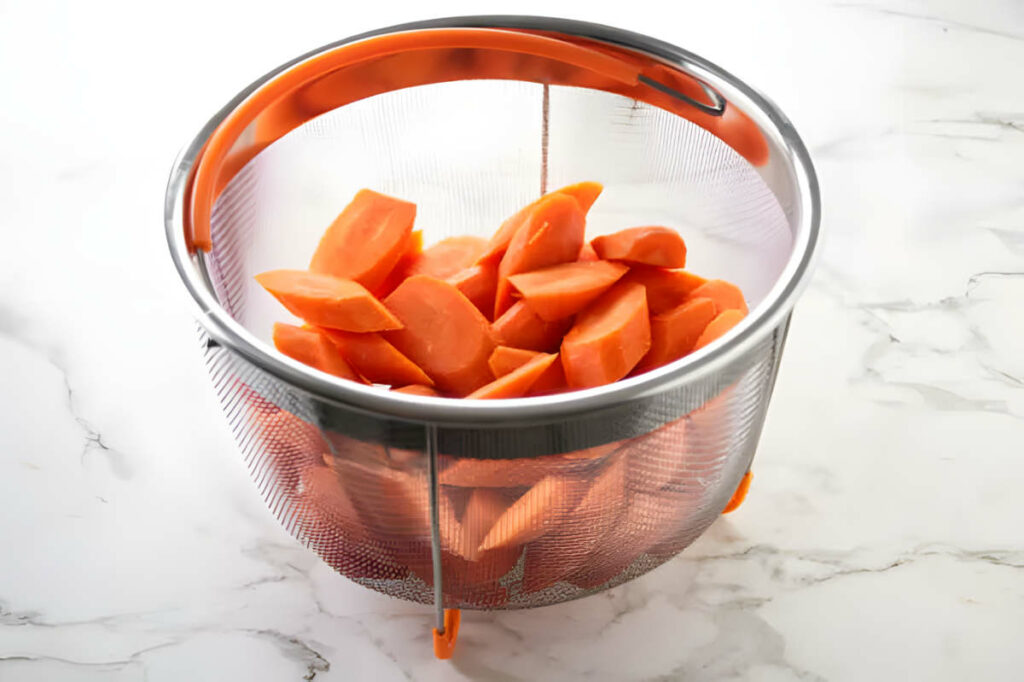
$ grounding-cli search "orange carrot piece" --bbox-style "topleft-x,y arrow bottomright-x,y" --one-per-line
591,226 -> 687,268
383,275 -> 496,395
634,297 -> 717,372
693,309 -> 746,349
271,322 -> 362,381
478,474 -> 588,551
488,346 -> 541,378
374,229 -> 423,297
578,241 -> 600,262
619,266 -> 707,314
507,261 -> 628,322
256,269 -> 403,332
561,281 -> 651,388
492,301 -> 572,352
529,355 -> 567,395
494,193 -> 585,318
406,235 -> 487,280
321,329 -> 434,387
447,262 -> 498,321
392,384 -> 442,397
309,188 -> 416,291
467,353 -> 558,399
477,182 -> 603,265
687,279 -> 749,315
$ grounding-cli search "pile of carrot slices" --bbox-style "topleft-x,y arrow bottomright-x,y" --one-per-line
257,184 -> 748,398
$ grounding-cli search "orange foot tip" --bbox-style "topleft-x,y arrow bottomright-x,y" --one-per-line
433,609 -> 461,659
722,471 -> 753,514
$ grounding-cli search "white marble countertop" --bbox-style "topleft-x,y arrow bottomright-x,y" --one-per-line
2,0 -> 1023,679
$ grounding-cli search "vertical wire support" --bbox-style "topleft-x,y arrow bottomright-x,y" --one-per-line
426,423 -> 445,633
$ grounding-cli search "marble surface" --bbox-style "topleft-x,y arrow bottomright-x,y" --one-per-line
2,0 -> 1023,679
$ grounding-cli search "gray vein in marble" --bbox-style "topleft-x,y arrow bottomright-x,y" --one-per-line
832,2 -> 1024,42
0,642 -> 177,674
245,629 -> 330,681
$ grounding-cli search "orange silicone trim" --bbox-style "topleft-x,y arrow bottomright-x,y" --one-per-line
433,608 -> 461,659
722,471 -> 752,514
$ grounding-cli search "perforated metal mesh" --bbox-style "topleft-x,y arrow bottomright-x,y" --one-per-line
199,79 -> 793,609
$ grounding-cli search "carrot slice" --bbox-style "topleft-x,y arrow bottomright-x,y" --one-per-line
488,346 -> 541,378
507,260 -> 628,321
467,353 -> 558,399
561,281 -> 651,388
272,323 -> 362,381
620,266 -> 707,314
309,189 -> 416,291
693,309 -> 746,349
529,355 -> 567,395
447,262 -> 498,321
591,226 -> 687,268
406,235 -> 488,280
477,474 -> 588,552
383,275 -> 496,395
321,329 -> 434,387
494,193 -> 585,318
634,297 -> 717,373
374,229 -> 423,297
477,182 -> 603,265
492,300 -> 572,352
392,384 -> 442,397
687,279 -> 748,315
577,241 -> 600,262
256,269 -> 402,332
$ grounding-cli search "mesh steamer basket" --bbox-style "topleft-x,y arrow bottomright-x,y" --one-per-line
165,16 -> 820,657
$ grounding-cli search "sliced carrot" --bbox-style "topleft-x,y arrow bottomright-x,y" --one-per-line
577,241 -> 599,262
507,260 -> 628,321
477,474 -> 588,552
687,279 -> 748,315
271,322 -> 362,381
406,235 -> 487,280
634,297 -> 717,373
440,457 -> 551,488
256,269 -> 402,332
309,189 -> 416,291
528,355 -> 567,395
591,226 -> 687,268
561,281 -> 651,388
467,353 -> 558,399
327,456 -> 430,537
450,488 -> 512,561
494,193 -> 585,318
620,266 -> 707,314
447,262 -> 498,321
492,300 -> 572,352
477,182 -> 603,265
488,346 -> 541,378
392,384 -> 442,397
321,329 -> 433,387
693,309 -> 746,349
383,275 -> 496,395
374,229 -> 423,297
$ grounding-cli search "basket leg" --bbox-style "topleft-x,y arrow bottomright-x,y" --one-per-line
426,424 -> 461,659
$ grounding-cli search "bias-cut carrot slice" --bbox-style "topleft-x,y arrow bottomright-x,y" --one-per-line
620,266 -> 707,314
491,301 -> 572,352
327,456 -> 430,538
321,329 -> 433,387
687,279 -> 748,315
467,353 -> 558,399
407,235 -> 488,280
374,229 -> 423,297
494,193 -> 585,318
488,346 -> 540,378
451,488 -> 512,561
577,241 -> 600,262
591,226 -> 687,268
528,355 -> 567,395
309,189 -> 416,291
392,384 -> 442,397
256,269 -> 402,332
477,474 -> 588,552
693,309 -> 746,349
477,181 -> 603,265
634,297 -> 717,373
383,275 -> 496,395
561,280 -> 651,388
271,322 -> 363,381
507,260 -> 628,321
447,262 -> 498,321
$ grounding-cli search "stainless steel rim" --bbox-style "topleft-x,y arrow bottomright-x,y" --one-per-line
165,15 -> 821,427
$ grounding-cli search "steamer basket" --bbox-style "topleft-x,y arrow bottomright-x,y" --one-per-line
165,16 -> 820,656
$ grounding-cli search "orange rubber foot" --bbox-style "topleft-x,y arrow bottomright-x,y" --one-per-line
722,471 -> 752,514
433,609 -> 461,659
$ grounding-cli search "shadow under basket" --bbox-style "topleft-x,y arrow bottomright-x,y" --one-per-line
165,16 -> 820,658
